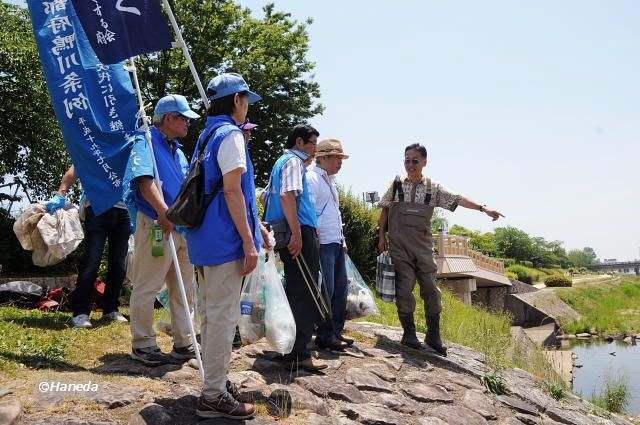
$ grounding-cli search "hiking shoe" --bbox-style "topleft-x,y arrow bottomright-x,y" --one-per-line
170,344 -> 198,360
196,391 -> 255,419
131,346 -> 173,366
71,314 -> 92,329
102,311 -> 128,323
295,357 -> 328,372
226,380 -> 254,403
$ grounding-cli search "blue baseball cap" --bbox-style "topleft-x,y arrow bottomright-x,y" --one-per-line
154,94 -> 200,119
206,73 -> 261,104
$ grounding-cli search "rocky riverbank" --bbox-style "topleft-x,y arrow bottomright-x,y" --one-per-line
0,321 -> 636,425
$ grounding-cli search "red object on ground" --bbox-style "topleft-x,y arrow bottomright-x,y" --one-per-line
36,299 -> 60,312
91,279 -> 105,310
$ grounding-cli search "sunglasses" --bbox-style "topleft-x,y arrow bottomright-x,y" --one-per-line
404,158 -> 421,165
172,113 -> 191,124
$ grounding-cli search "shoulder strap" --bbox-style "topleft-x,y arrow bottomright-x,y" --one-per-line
392,175 -> 404,202
424,178 -> 432,204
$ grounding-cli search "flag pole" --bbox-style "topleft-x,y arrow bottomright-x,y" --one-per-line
129,56 -> 205,382
160,0 -> 210,109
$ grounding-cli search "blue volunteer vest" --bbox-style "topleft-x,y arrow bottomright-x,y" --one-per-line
185,115 -> 261,266
265,151 -> 318,228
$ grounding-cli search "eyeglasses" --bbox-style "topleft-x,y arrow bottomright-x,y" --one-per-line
172,113 -> 191,124
404,158 -> 421,165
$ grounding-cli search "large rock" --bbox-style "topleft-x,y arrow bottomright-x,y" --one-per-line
345,368 -> 393,393
297,375 -> 367,404
229,370 -> 268,390
268,384 -> 329,417
35,383 -> 140,409
462,389 -> 498,419
128,403 -> 172,425
497,395 -> 540,416
0,399 -> 21,425
418,418 -> 448,425
402,383 -> 453,403
366,364 -> 396,382
340,402 -> 406,425
374,393 -> 422,414
429,404 -> 488,425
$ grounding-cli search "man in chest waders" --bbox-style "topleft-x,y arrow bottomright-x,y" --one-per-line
378,143 -> 504,356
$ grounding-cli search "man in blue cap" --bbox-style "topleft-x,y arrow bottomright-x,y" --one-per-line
186,73 -> 269,420
126,94 -> 200,366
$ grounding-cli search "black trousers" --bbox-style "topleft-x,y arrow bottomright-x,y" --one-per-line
70,206 -> 130,316
278,225 -> 322,361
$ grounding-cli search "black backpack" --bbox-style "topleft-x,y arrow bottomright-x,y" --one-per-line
166,122 -> 230,228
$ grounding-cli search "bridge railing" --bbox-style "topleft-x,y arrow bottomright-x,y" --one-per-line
435,234 -> 505,274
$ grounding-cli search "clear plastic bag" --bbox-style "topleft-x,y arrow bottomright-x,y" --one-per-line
237,253 -> 266,344
263,252 -> 296,354
345,254 -> 380,319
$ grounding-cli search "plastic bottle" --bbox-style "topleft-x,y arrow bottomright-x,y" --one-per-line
151,220 -> 164,257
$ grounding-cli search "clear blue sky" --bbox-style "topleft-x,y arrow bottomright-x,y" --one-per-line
239,0 -> 639,261
9,0 -> 640,260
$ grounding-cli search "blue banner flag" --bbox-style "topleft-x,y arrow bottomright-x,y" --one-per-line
28,0 -> 145,215
70,0 -> 173,64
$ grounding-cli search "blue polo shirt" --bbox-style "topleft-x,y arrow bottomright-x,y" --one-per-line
126,127 -> 189,220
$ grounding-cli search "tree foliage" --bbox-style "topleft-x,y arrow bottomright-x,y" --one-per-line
136,0 -> 323,185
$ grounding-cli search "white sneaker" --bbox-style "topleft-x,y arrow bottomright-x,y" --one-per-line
102,311 -> 128,322
71,314 -> 92,328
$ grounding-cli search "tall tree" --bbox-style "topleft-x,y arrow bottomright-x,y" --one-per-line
494,226 -> 535,263
136,0 -> 323,185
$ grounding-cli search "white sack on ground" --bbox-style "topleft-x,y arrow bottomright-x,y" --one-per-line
263,252 -> 296,354
345,254 -> 380,319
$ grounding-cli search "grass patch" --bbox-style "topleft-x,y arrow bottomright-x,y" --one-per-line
0,306 -> 170,377
590,372 -> 630,414
556,277 -> 640,334
544,381 -> 567,400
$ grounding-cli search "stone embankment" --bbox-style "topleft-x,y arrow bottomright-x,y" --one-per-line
1,321 -> 635,425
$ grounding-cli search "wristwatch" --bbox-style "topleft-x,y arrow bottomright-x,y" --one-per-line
479,205 -> 487,213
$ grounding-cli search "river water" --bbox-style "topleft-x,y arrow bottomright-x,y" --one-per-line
569,339 -> 640,415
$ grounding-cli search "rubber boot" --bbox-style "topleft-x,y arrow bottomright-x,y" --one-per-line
425,313 -> 447,356
398,313 -> 423,349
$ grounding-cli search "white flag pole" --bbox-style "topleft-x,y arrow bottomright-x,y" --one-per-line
160,0 -> 210,110
129,57 -> 205,382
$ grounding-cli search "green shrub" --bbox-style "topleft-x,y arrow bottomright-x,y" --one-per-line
519,260 -> 534,268
339,189 -> 379,283
544,274 -> 572,288
500,258 -> 516,267
507,264 -> 533,283
506,271 -> 518,281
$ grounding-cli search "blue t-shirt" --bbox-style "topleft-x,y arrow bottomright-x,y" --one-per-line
125,127 -> 189,220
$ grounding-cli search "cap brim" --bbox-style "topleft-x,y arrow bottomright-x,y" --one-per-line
316,152 -> 349,159
180,110 -> 200,119
247,91 -> 261,104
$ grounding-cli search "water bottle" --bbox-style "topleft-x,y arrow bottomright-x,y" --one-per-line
151,220 -> 164,257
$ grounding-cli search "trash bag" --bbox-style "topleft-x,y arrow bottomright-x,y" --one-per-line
237,253 -> 266,344
13,202 -> 84,267
154,271 -> 200,336
344,255 -> 379,319
376,253 -> 396,303
263,253 -> 296,354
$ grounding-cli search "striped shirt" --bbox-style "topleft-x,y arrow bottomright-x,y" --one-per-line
279,149 -> 309,196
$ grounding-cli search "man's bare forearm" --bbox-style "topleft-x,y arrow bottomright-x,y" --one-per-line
281,192 -> 301,236
458,196 -> 483,211
57,165 -> 76,195
378,207 -> 389,237
138,177 -> 168,215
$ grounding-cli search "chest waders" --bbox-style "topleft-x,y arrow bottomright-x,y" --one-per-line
388,176 -> 447,356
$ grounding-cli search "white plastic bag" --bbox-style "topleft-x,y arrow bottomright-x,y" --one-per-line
263,253 -> 296,354
13,203 -> 84,267
237,254 -> 266,344
345,254 -> 379,319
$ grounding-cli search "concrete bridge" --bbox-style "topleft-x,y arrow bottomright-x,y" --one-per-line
588,261 -> 640,276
